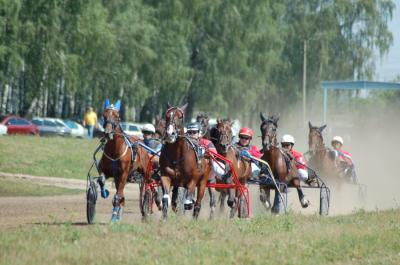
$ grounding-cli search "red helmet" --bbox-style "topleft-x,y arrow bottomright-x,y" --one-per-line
239,127 -> 253,138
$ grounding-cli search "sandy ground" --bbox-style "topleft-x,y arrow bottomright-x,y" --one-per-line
1,169 -> 396,230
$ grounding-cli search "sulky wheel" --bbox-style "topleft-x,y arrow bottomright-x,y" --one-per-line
142,189 -> 153,219
86,180 -> 98,224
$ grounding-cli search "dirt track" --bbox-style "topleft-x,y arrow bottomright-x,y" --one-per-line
1,171 -> 383,230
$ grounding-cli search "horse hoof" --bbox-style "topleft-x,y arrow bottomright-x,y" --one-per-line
110,214 -> 118,223
184,199 -> 194,210
101,189 -> 109,199
227,199 -> 235,208
264,201 -> 271,210
301,198 -> 310,208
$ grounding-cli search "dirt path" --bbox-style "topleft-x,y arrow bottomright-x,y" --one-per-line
0,172 -> 384,230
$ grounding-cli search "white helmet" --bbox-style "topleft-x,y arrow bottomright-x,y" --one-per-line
142,123 -> 155,134
281,134 -> 295,144
332,136 -> 343,145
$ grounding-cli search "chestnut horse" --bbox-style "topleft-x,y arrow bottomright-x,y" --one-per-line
154,116 -> 166,140
259,113 -> 309,212
210,118 -> 252,218
98,99 -> 152,222
159,103 -> 212,219
306,122 -> 342,187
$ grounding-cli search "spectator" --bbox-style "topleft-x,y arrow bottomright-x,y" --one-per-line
83,107 -> 98,139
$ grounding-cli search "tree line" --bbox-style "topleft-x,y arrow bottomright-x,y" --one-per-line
0,0 -> 395,124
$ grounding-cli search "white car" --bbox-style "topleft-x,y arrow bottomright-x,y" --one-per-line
120,122 -> 143,137
0,124 -> 7,135
63,119 -> 87,138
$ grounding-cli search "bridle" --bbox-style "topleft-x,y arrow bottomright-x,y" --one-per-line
308,128 -> 325,155
164,107 -> 185,143
261,119 -> 277,151
103,107 -> 121,140
213,122 -> 233,154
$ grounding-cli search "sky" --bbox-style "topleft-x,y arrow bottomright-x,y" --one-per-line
375,0 -> 400,81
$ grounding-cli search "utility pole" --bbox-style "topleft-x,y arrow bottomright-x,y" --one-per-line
302,40 -> 307,126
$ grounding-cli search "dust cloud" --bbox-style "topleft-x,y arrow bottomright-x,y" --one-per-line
257,103 -> 400,216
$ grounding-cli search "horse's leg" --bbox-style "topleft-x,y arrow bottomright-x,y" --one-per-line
208,186 -> 216,219
193,178 -> 207,219
294,178 -> 309,208
161,176 -> 172,219
111,174 -> 127,222
98,173 -> 109,199
259,186 -> 271,210
226,175 -> 235,208
185,179 -> 196,210
219,190 -> 226,211
171,185 -> 178,212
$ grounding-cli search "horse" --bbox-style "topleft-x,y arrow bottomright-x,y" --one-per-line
259,113 -> 309,212
97,99 -> 152,222
209,118 -> 252,218
154,115 -> 166,140
196,113 -> 211,139
159,103 -> 212,219
306,122 -> 342,187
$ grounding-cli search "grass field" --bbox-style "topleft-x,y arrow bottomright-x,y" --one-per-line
0,135 -> 99,179
0,210 -> 399,265
1,135 -> 400,264
0,178 -> 83,197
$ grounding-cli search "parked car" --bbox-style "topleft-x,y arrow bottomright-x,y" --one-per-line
0,124 -> 7,135
120,122 -> 143,137
31,117 -> 71,137
93,119 -> 105,138
0,115 -> 39,135
63,119 -> 87,138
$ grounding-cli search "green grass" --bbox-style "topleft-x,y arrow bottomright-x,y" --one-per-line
0,135 -> 99,179
0,178 -> 83,197
0,210 -> 399,265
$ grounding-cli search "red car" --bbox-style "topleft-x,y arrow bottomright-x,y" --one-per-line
0,115 -> 39,135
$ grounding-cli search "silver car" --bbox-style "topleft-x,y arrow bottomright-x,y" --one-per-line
32,117 -> 71,137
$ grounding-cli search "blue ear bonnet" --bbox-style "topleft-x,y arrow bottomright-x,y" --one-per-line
104,99 -> 121,111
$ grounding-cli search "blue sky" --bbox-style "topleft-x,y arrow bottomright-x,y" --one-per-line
375,0 -> 400,81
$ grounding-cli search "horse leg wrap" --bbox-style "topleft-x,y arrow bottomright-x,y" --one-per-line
98,175 -> 109,199
162,194 -> 170,208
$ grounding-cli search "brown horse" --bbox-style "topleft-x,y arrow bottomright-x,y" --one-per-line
306,122 -> 342,187
159,103 -> 212,218
98,99 -> 152,222
259,113 -> 309,212
154,115 -> 166,140
210,118 -> 252,218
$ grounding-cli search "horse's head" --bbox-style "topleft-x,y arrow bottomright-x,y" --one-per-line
308,121 -> 327,154
164,103 -> 187,143
259,113 -> 279,151
103,99 -> 121,140
213,118 -> 233,154
196,113 -> 209,137
154,115 -> 166,140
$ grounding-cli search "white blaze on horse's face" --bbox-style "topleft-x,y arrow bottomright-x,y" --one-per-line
165,124 -> 177,143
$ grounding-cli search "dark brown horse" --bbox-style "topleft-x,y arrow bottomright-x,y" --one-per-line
196,113 -> 211,139
98,99 -> 152,222
159,103 -> 212,218
307,122 -> 341,187
210,118 -> 252,218
259,113 -> 309,212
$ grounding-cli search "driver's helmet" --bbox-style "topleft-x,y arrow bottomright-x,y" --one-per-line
331,136 -> 343,145
142,123 -> 156,134
281,134 -> 295,145
239,127 -> 254,139
187,122 -> 201,132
